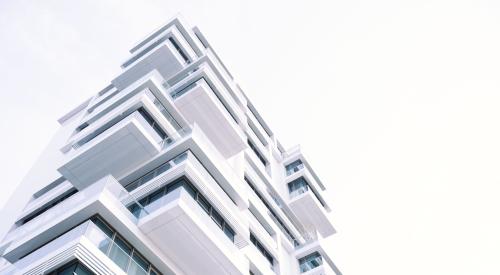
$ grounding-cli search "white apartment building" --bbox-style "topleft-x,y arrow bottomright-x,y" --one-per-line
0,17 -> 341,275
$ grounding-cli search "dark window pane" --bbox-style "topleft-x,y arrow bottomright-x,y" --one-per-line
58,263 -> 76,275
74,263 -> 93,275
167,180 -> 183,193
180,180 -> 196,198
156,162 -> 171,175
91,217 -> 113,238
197,194 -> 211,214
141,170 -> 156,184
223,225 -> 235,242
211,209 -> 224,228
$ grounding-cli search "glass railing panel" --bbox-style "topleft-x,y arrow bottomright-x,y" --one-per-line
126,178 -> 236,243
85,220 -> 158,275
125,151 -> 188,192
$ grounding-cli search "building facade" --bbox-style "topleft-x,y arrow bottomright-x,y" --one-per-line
0,17 -> 341,275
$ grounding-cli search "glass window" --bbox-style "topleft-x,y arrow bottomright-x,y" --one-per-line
128,203 -> 142,219
211,209 -> 224,228
173,152 -> 188,164
223,225 -> 235,242
285,159 -> 303,175
141,170 -> 156,184
197,194 -> 211,214
91,217 -> 114,238
181,180 -> 196,198
58,263 -> 77,275
288,177 -> 309,195
249,233 -> 273,266
48,261 -> 94,275
299,252 -> 323,272
145,188 -> 165,213
74,264 -> 93,275
156,162 -> 171,175
167,179 -> 183,193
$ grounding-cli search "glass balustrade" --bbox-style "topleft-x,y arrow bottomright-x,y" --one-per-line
86,217 -> 160,275
126,177 -> 235,243
124,152 -> 188,192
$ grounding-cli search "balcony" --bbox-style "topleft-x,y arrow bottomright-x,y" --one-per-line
118,149 -> 248,274
5,220 -> 163,275
112,33 -> 189,91
295,234 -> 341,275
133,186 -> 248,275
167,67 -> 247,158
287,177 -> 335,237
58,110 -> 164,190
1,176 -> 181,274
0,176 -> 129,262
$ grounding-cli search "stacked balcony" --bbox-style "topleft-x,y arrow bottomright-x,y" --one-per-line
121,150 -> 249,275
283,148 -> 336,237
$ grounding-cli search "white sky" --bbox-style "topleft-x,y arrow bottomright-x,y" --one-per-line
1,0 -> 500,274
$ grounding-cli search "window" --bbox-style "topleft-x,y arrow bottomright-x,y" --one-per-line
137,107 -> 167,139
168,37 -> 190,64
248,140 -> 267,166
250,232 -> 274,267
285,159 -> 304,176
18,188 -> 78,225
247,104 -> 272,138
75,122 -> 89,133
298,252 -> 323,272
245,177 -> 299,247
288,177 -> 326,208
47,260 -> 94,275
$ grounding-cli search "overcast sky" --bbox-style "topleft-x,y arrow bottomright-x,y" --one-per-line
1,0 -> 500,274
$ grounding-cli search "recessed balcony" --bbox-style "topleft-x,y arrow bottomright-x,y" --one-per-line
295,235 -> 341,275
58,110 -> 164,190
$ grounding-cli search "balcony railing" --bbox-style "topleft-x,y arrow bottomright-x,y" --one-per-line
158,126 -> 192,149
126,178 -> 236,242
124,151 -> 188,192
